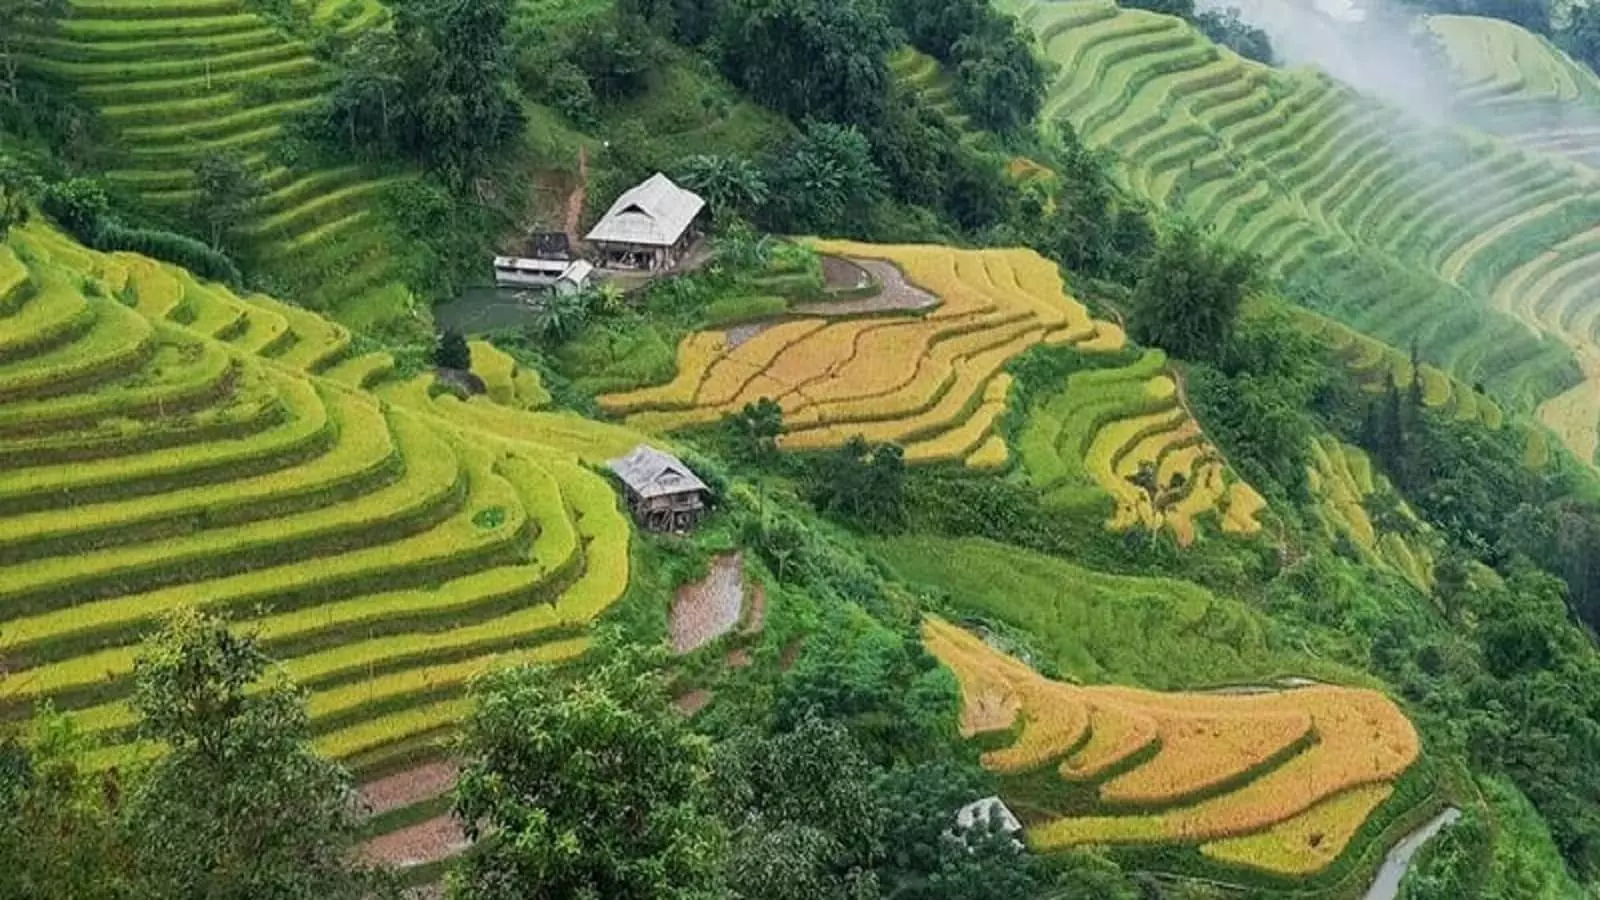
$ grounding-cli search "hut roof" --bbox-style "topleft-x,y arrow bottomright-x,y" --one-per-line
607,444 -> 709,499
954,797 -> 1022,834
585,173 -> 705,247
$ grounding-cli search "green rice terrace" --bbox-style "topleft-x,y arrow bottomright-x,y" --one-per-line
1428,14 -> 1600,168
1006,0 -> 1600,464
16,0 -> 411,319
0,219 -> 641,861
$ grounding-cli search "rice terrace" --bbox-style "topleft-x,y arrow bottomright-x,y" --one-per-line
2,0 -> 1600,896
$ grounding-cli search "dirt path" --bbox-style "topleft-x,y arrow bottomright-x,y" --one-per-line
564,145 -> 588,250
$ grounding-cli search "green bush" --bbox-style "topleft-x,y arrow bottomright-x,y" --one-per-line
94,222 -> 242,285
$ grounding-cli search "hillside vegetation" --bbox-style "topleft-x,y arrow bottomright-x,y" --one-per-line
1008,0 -> 1600,464
1429,14 -> 1600,168
0,220 -> 634,774
15,0 -> 414,319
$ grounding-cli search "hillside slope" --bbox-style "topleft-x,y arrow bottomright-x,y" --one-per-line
1429,14 -> 1600,169
18,0 -> 414,322
1009,0 -> 1600,463
0,220 -> 639,778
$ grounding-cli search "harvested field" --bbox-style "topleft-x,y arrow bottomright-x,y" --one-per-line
360,815 -> 468,869
922,618 -> 1419,870
599,242 -> 1124,460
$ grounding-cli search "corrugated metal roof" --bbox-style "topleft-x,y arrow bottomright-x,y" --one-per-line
585,173 -> 705,247
607,444 -> 710,499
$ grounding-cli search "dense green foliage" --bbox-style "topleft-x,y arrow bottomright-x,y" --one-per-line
1129,224 -> 1261,363
450,646 -> 726,900
0,613 -> 387,900
304,0 -> 524,184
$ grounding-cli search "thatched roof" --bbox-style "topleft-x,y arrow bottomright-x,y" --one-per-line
585,173 -> 704,248
607,444 -> 709,499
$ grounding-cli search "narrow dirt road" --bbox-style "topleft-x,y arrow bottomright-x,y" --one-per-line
564,145 -> 588,250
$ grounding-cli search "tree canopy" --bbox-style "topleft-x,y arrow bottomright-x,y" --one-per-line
449,646 -> 726,900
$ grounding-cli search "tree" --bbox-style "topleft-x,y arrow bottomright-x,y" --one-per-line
191,152 -> 263,252
0,0 -> 67,106
122,609 -> 383,900
435,328 -> 472,370
717,0 -> 896,129
1128,223 -> 1260,362
395,0 -> 524,182
1193,7 -> 1274,65
715,715 -> 883,900
874,760 -> 1042,900
313,31 -> 407,161
675,154 -> 769,221
728,397 -> 783,458
41,177 -> 111,242
1562,2 -> 1600,72
307,0 -> 523,183
952,27 -> 1048,134
0,155 -> 40,239
0,711 -> 127,900
529,289 -> 590,343
449,645 -> 726,900
809,436 -> 908,532
764,122 -> 887,234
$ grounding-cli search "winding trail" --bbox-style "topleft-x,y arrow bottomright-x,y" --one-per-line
1363,808 -> 1462,900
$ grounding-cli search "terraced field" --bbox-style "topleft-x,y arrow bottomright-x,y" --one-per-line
598,241 -> 1127,468
0,221 -> 639,789
1429,15 -> 1600,169
1007,0 -> 1600,462
1307,438 -> 1437,593
889,46 -> 973,133
924,617 -> 1422,877
1017,349 -> 1265,544
1296,309 -> 1504,429
18,0 -> 411,319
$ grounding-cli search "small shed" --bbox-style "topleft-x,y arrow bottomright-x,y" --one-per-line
555,259 -> 594,297
585,173 -> 705,271
607,444 -> 710,532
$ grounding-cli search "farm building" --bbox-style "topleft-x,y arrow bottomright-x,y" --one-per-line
607,444 -> 710,533
585,173 -> 705,271
493,256 -> 595,292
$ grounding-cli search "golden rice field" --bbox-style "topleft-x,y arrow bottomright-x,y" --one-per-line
598,241 -> 1126,467
1306,437 -> 1438,593
923,618 -> 1420,875
0,222 -> 641,795
1017,349 -> 1265,544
